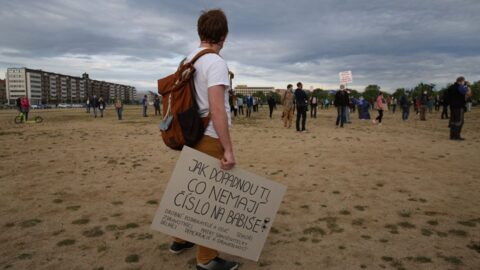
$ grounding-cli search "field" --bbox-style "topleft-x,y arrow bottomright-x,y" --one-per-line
0,105 -> 479,270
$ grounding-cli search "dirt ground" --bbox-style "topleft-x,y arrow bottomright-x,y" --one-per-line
0,105 -> 479,270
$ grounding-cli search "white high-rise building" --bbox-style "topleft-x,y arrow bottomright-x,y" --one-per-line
5,68 -> 42,104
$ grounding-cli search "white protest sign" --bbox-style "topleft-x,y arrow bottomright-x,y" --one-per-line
339,70 -> 353,85
151,146 -> 287,261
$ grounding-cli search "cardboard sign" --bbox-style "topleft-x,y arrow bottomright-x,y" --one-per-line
151,146 -> 287,261
339,70 -> 353,84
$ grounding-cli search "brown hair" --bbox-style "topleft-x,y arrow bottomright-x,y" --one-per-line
198,9 -> 229,44
297,82 -> 302,87
456,76 -> 465,83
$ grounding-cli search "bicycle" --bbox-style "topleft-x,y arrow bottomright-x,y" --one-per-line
14,111 -> 43,124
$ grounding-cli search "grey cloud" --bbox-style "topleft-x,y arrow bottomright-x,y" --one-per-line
1,0 -> 479,91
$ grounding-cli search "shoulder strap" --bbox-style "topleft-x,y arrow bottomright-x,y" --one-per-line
189,49 -> 218,65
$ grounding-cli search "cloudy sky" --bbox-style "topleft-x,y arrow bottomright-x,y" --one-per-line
1,0 -> 479,92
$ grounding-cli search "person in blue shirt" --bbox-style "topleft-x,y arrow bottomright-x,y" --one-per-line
294,82 -> 308,132
246,95 -> 253,118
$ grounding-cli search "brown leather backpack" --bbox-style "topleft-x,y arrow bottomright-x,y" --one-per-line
157,49 -> 215,150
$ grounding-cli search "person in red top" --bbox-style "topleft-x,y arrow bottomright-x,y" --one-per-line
20,96 -> 30,121
372,92 -> 384,125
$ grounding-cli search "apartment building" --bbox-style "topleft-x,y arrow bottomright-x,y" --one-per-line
0,79 -> 6,103
233,85 -> 275,96
5,68 -> 137,104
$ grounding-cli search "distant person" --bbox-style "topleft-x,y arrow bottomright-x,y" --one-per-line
391,97 -> 397,113
98,97 -> 106,118
434,95 -> 440,111
282,84 -> 295,128
236,95 -> 244,116
466,96 -> 473,112
20,96 -> 30,121
267,94 -> 276,118
246,95 -> 253,117
357,96 -> 370,120
91,95 -> 98,118
15,97 -> 22,112
252,96 -> 258,112
166,9 -> 238,270
154,94 -> 161,116
369,97 -> 375,110
345,89 -> 351,123
310,95 -> 318,118
447,77 -> 472,140
334,85 -> 347,127
420,91 -> 428,120
142,95 -> 148,117
231,93 -> 238,117
400,92 -> 410,121
114,97 -> 123,120
86,97 -> 90,113
294,82 -> 308,132
373,92 -> 385,125
440,91 -> 449,119
427,95 -> 434,113
414,96 -> 420,115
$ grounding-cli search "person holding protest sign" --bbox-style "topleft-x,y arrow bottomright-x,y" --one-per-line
166,9 -> 239,270
334,85 -> 347,128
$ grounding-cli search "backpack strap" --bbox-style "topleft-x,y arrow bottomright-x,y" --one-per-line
188,49 -> 218,65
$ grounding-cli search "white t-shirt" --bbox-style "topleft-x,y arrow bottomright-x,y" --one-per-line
186,47 -> 231,139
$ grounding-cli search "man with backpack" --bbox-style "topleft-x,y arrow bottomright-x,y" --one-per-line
446,76 -> 472,140
165,9 -> 238,270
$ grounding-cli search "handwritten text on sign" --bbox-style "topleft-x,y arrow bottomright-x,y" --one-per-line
151,147 -> 287,261
339,70 -> 353,84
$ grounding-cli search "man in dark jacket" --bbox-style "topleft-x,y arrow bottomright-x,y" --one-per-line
419,91 -> 429,121
267,94 -> 276,118
400,92 -> 410,121
440,91 -> 449,119
334,85 -> 348,127
90,95 -> 98,118
446,76 -> 472,140
294,82 -> 308,132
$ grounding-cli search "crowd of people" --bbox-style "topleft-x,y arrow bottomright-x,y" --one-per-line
83,93 -> 164,121
222,76 -> 474,142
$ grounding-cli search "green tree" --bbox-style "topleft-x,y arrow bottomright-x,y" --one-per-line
392,88 -> 406,100
253,91 -> 266,103
363,85 -> 381,102
348,89 -> 361,99
412,83 -> 435,98
470,81 -> 480,101
271,92 -> 282,104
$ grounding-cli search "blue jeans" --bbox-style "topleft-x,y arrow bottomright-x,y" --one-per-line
336,106 -> 346,126
402,106 -> 409,120
117,108 -> 123,120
